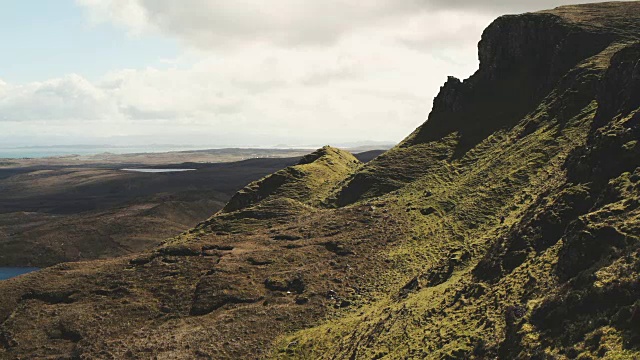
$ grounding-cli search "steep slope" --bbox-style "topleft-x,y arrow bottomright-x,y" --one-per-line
0,2 -> 639,360
276,3 -> 640,359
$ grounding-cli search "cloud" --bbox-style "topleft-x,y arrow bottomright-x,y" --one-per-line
0,74 -> 118,122
0,30 -> 479,145
76,0 -> 618,49
77,0 -> 425,47
424,0 -> 621,13
0,79 -> 7,97
6,0 -> 624,146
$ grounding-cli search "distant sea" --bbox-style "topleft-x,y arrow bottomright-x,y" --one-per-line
0,146 -> 205,159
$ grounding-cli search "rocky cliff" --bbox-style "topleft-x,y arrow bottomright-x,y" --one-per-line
1,2 -> 639,359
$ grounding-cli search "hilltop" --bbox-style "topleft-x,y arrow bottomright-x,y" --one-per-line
1,2 -> 639,359
222,146 -> 361,212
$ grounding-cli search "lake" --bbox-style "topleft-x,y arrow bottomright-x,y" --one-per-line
121,168 -> 196,173
0,267 -> 39,281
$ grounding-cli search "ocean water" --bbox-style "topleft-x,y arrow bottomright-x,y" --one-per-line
0,267 -> 39,281
0,146 -> 204,159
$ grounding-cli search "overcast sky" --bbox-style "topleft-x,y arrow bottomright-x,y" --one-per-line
0,1 -> 621,148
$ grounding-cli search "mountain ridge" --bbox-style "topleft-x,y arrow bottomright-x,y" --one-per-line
221,146 -> 361,213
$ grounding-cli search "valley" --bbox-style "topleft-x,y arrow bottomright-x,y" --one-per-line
0,149 -> 385,267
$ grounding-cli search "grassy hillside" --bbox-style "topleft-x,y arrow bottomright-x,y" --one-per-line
274,3 -> 640,359
0,2 -> 639,359
222,146 -> 362,212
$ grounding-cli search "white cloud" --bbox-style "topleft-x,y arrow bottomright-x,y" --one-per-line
1,5 -> 489,145
75,0 -> 618,49
5,0 -> 622,146
0,74 -> 118,122
0,79 -> 7,97
77,0 -> 427,47
77,0 -> 149,35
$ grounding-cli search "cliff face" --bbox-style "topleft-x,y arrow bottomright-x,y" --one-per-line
424,11 -> 610,133
334,3 -> 637,205
1,2 -> 640,359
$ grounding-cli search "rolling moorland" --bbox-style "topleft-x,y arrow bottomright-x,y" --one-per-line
0,149 -> 385,267
1,2 -> 639,359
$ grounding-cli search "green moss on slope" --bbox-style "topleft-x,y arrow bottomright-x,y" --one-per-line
222,146 -> 361,212
271,4 -> 640,359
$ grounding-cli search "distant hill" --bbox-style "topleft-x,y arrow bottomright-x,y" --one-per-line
1,2 -> 639,359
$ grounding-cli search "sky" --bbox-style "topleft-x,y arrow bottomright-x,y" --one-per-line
0,0 -> 622,148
